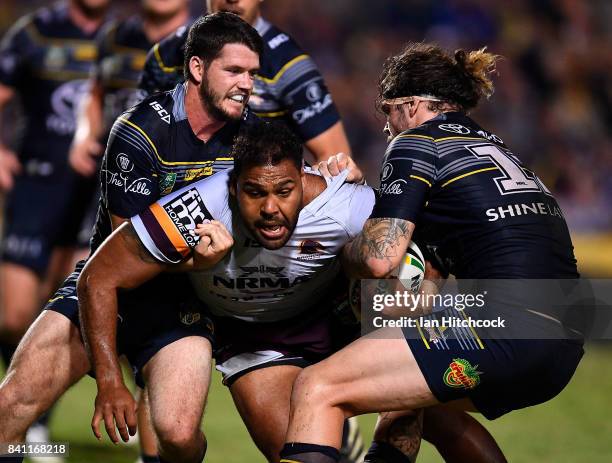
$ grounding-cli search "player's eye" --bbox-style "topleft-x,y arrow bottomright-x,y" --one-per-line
244,187 -> 263,197
278,189 -> 291,197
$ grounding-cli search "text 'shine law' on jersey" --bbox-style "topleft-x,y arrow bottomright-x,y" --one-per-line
370,112 -> 578,279
90,82 -> 259,252
132,170 -> 375,322
0,4 -> 102,169
138,17 -> 340,142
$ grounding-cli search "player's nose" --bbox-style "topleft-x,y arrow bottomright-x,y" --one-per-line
237,72 -> 254,92
261,197 -> 280,216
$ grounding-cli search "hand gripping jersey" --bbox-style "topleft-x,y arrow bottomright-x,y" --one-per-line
0,3 -> 104,169
132,170 -> 375,322
371,112 -> 578,279
90,82 -> 259,252
138,17 -> 340,141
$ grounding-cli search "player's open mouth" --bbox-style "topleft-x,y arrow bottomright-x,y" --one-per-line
228,94 -> 247,105
258,224 -> 286,240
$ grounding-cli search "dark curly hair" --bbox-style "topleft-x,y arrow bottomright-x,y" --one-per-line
377,42 -> 500,112
184,12 -> 263,80
232,122 -> 303,178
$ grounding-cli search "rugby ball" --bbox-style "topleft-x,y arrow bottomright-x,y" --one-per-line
348,241 -> 426,318
394,241 -> 426,293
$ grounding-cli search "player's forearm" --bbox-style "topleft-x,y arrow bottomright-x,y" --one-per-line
305,121 -> 352,163
77,270 -> 124,386
76,223 -> 164,386
342,217 -> 414,279
74,81 -> 104,143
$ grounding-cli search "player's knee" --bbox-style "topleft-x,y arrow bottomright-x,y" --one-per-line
155,418 -> 201,454
292,365 -> 340,410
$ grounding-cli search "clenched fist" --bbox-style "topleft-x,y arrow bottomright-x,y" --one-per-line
192,220 -> 234,269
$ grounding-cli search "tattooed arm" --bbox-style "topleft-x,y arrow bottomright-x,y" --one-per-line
77,222 -> 165,442
342,217 -> 415,278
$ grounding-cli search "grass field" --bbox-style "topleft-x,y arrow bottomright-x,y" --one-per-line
4,342 -> 610,463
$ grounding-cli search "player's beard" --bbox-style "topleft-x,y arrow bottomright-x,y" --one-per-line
199,76 -> 243,123
73,0 -> 108,20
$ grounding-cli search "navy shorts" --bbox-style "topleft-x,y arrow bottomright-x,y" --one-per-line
1,168 -> 98,274
403,309 -> 584,419
46,261 -> 214,387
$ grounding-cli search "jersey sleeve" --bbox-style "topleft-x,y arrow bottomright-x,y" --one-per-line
266,36 -> 341,141
138,41 -> 183,95
370,134 -> 438,222
283,57 -> 340,141
101,116 -> 160,218
130,172 -> 230,264
344,185 -> 376,238
0,17 -> 33,87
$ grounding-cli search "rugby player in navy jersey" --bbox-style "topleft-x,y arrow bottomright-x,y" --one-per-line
69,0 -> 191,177
140,1 -> 365,459
77,121 -> 374,463
68,3 -> 193,461
139,0 -> 354,166
0,13 -> 262,463
280,43 -> 584,463
0,0 -> 109,446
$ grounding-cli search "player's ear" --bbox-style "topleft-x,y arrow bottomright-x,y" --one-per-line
189,56 -> 204,84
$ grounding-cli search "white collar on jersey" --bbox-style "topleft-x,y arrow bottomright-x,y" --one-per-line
253,16 -> 271,37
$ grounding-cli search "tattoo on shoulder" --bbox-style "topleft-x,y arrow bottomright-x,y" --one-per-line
119,223 -> 158,264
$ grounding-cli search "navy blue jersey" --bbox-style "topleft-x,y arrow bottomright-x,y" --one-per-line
90,83 -> 259,251
92,16 -> 153,133
138,17 -> 340,141
0,3 -> 103,166
371,112 -> 577,279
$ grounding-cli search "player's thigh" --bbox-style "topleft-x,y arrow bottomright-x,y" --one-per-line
295,327 -> 438,415
143,336 -> 213,435
41,247 -> 83,296
1,310 -> 90,407
230,365 -> 302,454
0,263 -> 40,336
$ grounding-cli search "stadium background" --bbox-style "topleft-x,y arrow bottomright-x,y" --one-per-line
0,0 -> 610,461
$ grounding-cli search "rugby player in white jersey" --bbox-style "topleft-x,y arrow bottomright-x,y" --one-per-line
78,120 -> 508,463
77,121 -> 374,462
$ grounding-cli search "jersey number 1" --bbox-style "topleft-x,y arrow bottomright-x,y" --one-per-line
469,144 -> 551,196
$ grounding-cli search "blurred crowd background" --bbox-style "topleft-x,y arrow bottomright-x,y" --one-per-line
1,0 -> 611,266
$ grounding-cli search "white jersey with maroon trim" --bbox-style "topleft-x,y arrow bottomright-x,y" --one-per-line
132,169 -> 374,322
